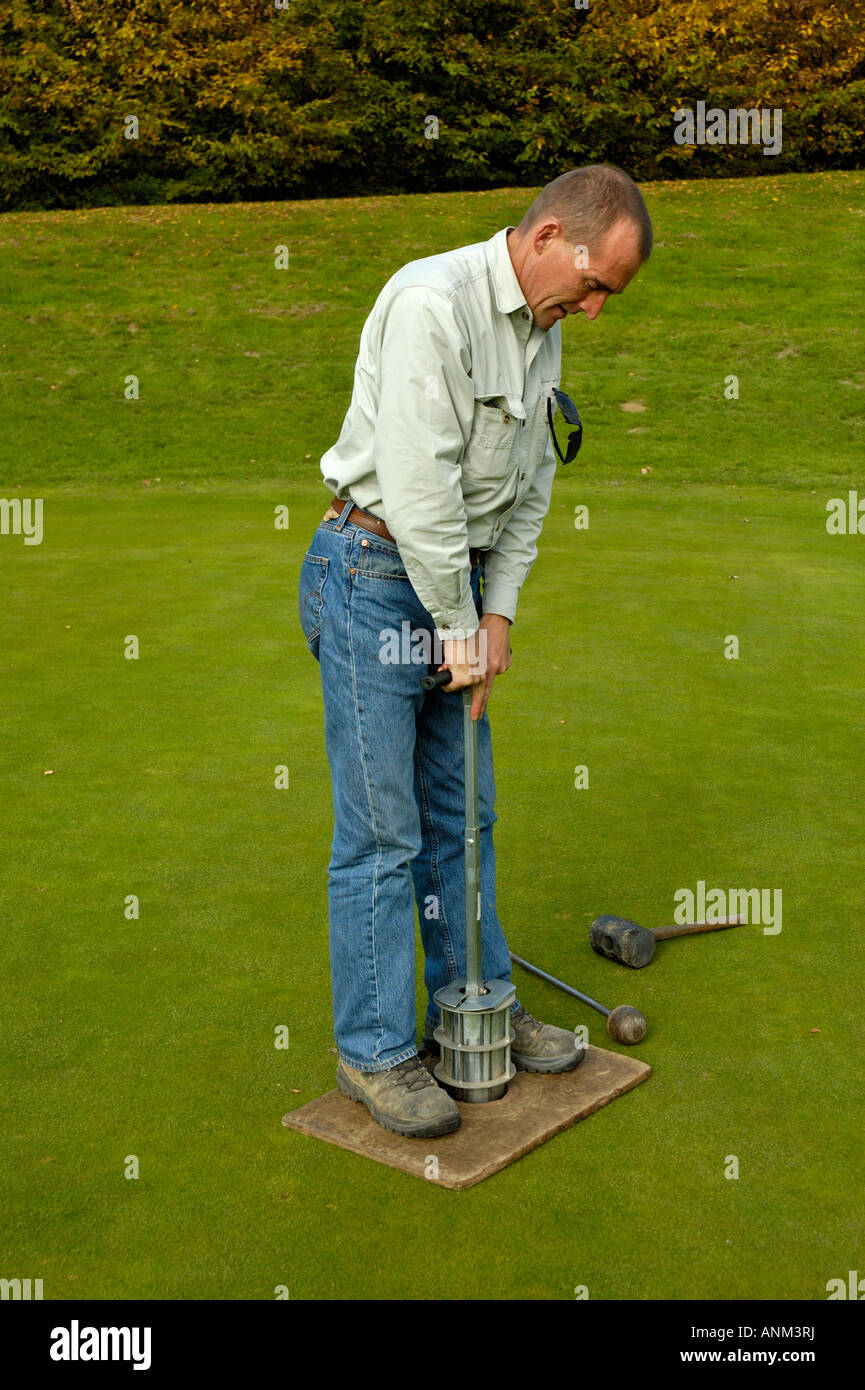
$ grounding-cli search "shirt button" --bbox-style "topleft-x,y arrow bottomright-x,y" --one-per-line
361,538 -> 368,546
503,414 -> 511,423
522,311 -> 530,320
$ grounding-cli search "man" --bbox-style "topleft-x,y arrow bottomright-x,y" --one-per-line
298,163 -> 652,1138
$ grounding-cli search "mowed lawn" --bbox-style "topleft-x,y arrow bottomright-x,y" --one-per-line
1,172 -> 863,1300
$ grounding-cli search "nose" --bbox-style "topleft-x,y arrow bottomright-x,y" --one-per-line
579,291 -> 609,322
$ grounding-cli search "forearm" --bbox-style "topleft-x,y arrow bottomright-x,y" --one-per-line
481,440 -> 557,622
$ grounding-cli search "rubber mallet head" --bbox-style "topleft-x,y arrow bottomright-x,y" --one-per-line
606,1005 -> 647,1045
591,915 -> 656,969
509,950 -> 648,1046
591,913 -> 744,968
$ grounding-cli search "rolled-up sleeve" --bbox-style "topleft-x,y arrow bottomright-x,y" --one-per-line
373,285 -> 481,640
481,434 -> 557,624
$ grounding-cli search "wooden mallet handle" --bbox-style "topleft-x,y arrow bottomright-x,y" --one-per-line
652,917 -> 743,942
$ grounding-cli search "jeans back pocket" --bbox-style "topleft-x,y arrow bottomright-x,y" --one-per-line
298,552 -> 329,659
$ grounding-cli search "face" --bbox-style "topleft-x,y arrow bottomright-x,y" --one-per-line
510,216 -> 644,332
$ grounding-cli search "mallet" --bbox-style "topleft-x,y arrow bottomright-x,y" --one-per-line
590,914 -> 743,969
509,950 -> 647,1045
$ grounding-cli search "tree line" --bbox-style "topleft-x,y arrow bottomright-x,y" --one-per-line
1,0 -> 861,209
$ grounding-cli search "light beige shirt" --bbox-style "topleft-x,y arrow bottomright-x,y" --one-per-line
320,226 -> 562,639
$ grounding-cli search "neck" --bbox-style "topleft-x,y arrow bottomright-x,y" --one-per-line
506,228 -> 531,302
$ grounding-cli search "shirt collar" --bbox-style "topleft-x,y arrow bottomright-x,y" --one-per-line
486,227 -> 528,315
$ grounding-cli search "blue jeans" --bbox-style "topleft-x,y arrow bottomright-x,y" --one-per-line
298,499 -> 518,1072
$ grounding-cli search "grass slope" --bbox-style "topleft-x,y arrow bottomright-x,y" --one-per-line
0,170 -> 862,491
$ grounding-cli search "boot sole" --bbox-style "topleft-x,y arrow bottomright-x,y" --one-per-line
423,1037 -> 587,1076
511,1047 -> 586,1074
336,1067 -> 461,1139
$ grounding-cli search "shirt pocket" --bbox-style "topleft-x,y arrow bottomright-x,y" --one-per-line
461,396 -> 522,482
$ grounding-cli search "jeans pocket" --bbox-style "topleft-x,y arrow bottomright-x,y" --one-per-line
298,552 -> 329,659
355,534 -> 410,581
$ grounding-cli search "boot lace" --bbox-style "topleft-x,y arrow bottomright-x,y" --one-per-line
392,1056 -> 434,1092
514,1004 -> 542,1036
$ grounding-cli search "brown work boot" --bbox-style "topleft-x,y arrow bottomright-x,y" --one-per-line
336,1055 -> 461,1138
510,1005 -> 585,1073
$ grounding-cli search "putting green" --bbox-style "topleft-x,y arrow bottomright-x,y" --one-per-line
1,477 -> 861,1299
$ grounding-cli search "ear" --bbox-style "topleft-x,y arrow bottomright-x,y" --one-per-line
532,217 -> 564,255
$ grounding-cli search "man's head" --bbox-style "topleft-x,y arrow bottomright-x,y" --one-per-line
507,164 -> 652,331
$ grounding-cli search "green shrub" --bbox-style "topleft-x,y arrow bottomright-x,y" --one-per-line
0,0 -> 861,209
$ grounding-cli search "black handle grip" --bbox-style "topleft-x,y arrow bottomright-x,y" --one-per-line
420,668 -> 453,691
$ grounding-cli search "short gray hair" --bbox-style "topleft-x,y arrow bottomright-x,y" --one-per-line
517,163 -> 653,260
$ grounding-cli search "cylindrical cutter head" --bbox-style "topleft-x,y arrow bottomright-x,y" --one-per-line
433,977 -> 516,1104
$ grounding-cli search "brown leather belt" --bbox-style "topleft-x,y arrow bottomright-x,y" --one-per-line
329,495 -> 396,544
326,495 -> 485,568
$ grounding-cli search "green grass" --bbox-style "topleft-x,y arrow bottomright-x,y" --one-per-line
1,172 -> 864,1301
0,169 -> 863,491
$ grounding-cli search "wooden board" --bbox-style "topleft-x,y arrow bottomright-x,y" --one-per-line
281,1045 -> 651,1190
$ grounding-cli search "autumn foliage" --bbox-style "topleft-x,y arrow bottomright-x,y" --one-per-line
0,0 -> 862,209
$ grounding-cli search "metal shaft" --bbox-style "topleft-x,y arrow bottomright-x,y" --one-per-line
509,950 -> 610,1019
463,689 -> 482,997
